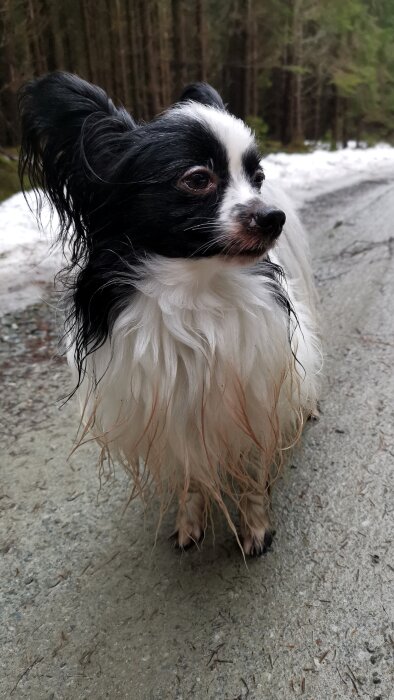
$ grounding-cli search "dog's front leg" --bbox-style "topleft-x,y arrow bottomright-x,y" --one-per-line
173,484 -> 206,550
239,480 -> 275,557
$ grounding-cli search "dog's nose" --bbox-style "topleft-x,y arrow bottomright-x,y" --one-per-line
249,207 -> 286,240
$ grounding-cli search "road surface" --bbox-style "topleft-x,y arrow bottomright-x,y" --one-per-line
1,176 -> 393,699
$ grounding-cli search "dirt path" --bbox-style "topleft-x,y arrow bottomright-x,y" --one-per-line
1,178 -> 393,699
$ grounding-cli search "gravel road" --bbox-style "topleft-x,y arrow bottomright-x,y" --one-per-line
1,177 -> 393,699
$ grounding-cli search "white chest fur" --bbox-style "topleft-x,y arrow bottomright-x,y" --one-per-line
75,256 -> 319,497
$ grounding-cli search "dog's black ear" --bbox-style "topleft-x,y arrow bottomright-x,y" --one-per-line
19,71 -> 135,262
178,83 -> 226,110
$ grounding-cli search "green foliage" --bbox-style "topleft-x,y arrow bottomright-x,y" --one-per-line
0,153 -> 21,202
245,116 -> 269,149
246,117 -> 310,154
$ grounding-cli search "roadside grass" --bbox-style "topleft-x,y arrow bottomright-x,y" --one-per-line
0,150 -> 26,203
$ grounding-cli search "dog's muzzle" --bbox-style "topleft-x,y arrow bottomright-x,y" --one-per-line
229,200 -> 286,254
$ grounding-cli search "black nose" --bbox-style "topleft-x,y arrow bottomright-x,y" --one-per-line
250,207 -> 286,239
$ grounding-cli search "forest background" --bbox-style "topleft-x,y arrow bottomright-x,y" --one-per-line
1,0 -> 394,196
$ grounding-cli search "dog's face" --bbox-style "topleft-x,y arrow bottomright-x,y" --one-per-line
109,101 -> 286,260
20,74 -> 285,264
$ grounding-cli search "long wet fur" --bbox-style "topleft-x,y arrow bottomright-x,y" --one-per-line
19,72 -> 321,555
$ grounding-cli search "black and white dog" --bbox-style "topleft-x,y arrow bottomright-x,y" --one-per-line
19,72 -> 321,556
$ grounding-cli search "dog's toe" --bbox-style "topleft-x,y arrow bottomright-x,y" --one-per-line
307,400 -> 321,424
173,488 -> 206,552
242,528 -> 275,557
171,525 -> 204,552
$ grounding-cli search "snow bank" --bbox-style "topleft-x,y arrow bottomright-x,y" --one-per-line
0,193 -> 61,315
1,144 -> 394,315
263,143 -> 394,205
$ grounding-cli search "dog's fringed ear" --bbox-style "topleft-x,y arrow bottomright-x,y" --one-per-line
19,71 -> 135,264
178,83 -> 226,111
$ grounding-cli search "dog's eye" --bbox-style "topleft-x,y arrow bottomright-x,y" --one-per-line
178,167 -> 217,195
252,169 -> 265,188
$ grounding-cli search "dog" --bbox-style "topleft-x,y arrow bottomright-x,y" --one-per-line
19,72 -> 321,556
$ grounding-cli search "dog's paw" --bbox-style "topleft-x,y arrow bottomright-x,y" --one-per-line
173,489 -> 206,551
242,528 -> 275,557
307,400 -> 321,424
171,523 -> 204,551
239,489 -> 274,557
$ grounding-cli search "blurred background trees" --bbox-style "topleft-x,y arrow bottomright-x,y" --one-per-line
1,0 -> 394,150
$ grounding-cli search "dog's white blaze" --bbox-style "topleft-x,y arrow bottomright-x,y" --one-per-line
176,103 -> 255,172
176,102 -> 262,226
190,106 -> 254,172
219,177 -> 256,228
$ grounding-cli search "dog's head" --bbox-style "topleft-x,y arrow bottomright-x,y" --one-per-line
19,72 -> 285,264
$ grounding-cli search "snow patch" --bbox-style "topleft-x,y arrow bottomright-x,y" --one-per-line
263,143 -> 394,205
0,192 -> 62,315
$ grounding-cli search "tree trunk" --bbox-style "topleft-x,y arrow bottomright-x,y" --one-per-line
127,0 -> 141,116
105,0 -> 119,97
195,0 -> 207,82
80,0 -> 96,82
0,0 -> 19,145
27,0 -> 47,74
115,0 -> 131,108
141,0 -> 160,116
52,3 -> 65,70
332,86 -> 342,148
314,65 -> 322,142
292,0 -> 303,144
342,101 -> 348,148
250,0 -> 258,116
243,0 -> 252,117
171,0 -> 187,97
280,28 -> 293,145
157,0 -> 172,108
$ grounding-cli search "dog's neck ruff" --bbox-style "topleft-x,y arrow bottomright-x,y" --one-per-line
89,256 -> 293,391
73,256 -> 311,503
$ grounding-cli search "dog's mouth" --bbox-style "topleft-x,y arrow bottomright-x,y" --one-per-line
219,238 -> 272,260
234,246 -> 267,256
